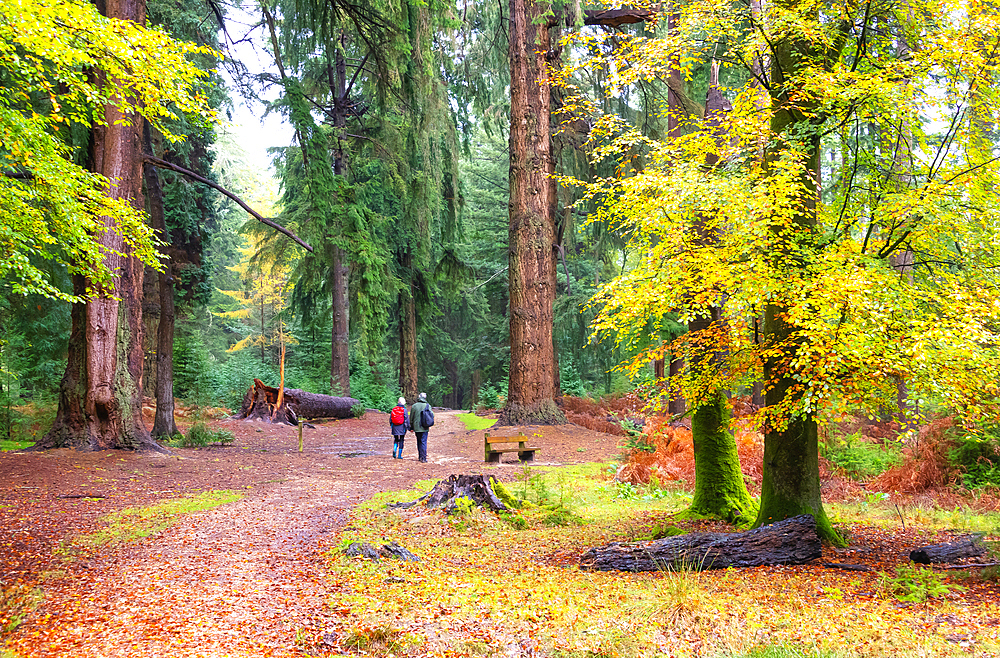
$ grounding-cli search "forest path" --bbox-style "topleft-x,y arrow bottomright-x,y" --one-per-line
3,409 -> 619,657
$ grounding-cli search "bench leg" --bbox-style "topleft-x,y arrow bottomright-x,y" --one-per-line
518,450 -> 535,462
486,451 -> 501,463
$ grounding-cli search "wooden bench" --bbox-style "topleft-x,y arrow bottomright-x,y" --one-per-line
484,432 -> 540,463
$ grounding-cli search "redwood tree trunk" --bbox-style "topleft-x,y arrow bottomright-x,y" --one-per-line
399,283 -> 418,401
329,40 -> 351,397
500,0 -> 564,426
330,246 -> 350,396
144,123 -> 178,440
39,0 -> 160,451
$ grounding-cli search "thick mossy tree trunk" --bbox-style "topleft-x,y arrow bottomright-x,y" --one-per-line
681,65 -> 755,524
752,0 -> 846,545
688,391 -> 756,523
39,0 -> 163,452
500,0 -> 564,427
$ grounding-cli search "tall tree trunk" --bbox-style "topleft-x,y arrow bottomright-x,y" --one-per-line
399,274 -> 418,401
684,64 -> 755,524
752,2 -> 842,543
330,40 -> 351,396
144,125 -> 178,439
39,0 -> 161,452
500,0 -> 564,426
330,248 -> 350,395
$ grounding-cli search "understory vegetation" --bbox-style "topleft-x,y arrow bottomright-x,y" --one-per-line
315,464 -> 1000,658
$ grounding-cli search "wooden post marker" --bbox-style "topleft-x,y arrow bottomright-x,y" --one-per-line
298,419 -> 304,453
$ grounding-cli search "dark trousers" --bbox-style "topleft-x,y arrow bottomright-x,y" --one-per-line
415,431 -> 428,461
393,437 -> 404,457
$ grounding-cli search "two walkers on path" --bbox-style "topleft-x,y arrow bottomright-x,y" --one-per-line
389,393 -> 434,462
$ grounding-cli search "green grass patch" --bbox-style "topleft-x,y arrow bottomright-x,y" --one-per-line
0,439 -> 34,451
64,490 -> 242,551
455,412 -> 497,431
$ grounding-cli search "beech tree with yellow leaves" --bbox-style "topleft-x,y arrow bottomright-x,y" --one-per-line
5,0 -> 218,451
559,0 -> 1000,542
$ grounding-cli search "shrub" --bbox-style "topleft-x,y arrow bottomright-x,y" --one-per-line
350,403 -> 366,418
949,424 -> 1000,489
478,385 -> 501,410
173,422 -> 235,448
821,432 -> 902,479
886,564 -> 965,602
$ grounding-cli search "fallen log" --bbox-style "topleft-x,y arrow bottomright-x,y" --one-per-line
909,535 -> 986,564
389,474 -> 510,514
236,378 -> 360,425
579,514 -> 822,572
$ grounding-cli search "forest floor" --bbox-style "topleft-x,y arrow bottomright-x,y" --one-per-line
0,410 -> 998,657
0,410 -> 619,657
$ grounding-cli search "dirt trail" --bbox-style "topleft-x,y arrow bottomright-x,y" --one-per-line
1,410 -> 620,657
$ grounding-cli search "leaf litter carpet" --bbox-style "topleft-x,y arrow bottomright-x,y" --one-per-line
1,410 -> 620,657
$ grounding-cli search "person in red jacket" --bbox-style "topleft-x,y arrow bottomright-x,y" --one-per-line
389,397 -> 409,459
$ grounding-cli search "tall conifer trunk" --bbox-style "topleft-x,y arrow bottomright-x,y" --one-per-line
144,125 -> 178,439
330,39 -> 351,396
40,0 -> 162,451
500,0 -> 564,426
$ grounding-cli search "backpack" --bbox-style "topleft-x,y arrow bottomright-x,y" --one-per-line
390,406 -> 405,425
420,406 -> 435,428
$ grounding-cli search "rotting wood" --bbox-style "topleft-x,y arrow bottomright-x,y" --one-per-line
579,514 -> 822,572
389,474 -> 509,513
236,379 -> 359,425
909,535 -> 986,564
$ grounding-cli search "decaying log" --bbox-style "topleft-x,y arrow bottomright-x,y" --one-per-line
579,514 -> 822,572
344,541 -> 420,562
910,535 -> 986,564
389,474 -> 510,514
236,378 -> 360,425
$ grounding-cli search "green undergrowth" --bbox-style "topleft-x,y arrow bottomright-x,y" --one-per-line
821,432 -> 902,480
59,490 -> 242,554
313,463 -> 998,658
827,499 -> 1000,534
455,412 -> 497,431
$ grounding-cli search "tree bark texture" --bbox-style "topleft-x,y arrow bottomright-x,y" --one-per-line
237,379 -> 360,425
330,245 -> 350,396
40,0 -> 161,452
399,252 -> 419,402
389,474 -> 510,514
329,40 -> 351,397
689,391 -> 756,524
683,64 -> 755,525
753,0 -> 842,544
143,125 -> 178,440
580,514 -> 821,572
500,0 -> 564,427
910,536 -> 986,565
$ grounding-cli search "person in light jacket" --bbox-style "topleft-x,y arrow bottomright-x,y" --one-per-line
409,392 -> 432,463
389,397 -> 409,459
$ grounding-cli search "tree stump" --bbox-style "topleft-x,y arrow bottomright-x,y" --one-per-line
236,379 -> 360,425
389,474 -> 510,514
579,514 -> 822,572
910,535 -> 986,564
